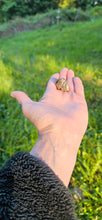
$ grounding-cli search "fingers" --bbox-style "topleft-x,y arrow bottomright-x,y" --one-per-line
67,69 -> 74,91
47,68 -> 75,93
73,77 -> 85,97
59,68 -> 85,97
59,68 -> 74,91
59,68 -> 68,79
11,91 -> 33,105
45,73 -> 59,93
47,68 -> 75,94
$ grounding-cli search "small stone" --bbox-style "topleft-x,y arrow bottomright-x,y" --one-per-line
56,78 -> 69,92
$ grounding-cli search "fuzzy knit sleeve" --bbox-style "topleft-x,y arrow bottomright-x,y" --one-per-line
0,152 -> 76,220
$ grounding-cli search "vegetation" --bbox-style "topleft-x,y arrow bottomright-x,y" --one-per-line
0,0 -> 58,22
0,0 -> 102,23
0,6 -> 102,39
0,10 -> 102,220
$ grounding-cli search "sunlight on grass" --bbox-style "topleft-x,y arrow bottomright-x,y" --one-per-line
0,17 -> 102,219
0,60 -> 13,96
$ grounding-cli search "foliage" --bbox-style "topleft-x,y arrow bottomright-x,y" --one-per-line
0,6 -> 102,38
60,8 -> 90,21
0,0 -> 58,22
90,5 -> 102,17
0,0 -> 102,23
58,0 -> 76,8
91,0 -> 102,6
0,17 -> 102,219
59,0 -> 102,10
74,0 -> 89,10
0,8 -> 94,39
58,0 -> 91,10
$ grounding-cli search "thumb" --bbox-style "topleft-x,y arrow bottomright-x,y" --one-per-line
11,91 -> 35,120
11,91 -> 33,105
11,91 -> 39,126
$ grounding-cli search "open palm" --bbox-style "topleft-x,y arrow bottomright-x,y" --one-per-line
11,69 -> 88,139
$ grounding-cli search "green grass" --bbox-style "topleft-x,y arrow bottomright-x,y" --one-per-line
0,17 -> 102,219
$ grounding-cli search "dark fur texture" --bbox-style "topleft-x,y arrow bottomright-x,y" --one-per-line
0,152 -> 76,219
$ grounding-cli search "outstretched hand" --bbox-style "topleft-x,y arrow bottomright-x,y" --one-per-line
11,68 -> 88,186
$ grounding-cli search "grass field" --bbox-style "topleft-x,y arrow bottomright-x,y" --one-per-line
0,17 -> 102,219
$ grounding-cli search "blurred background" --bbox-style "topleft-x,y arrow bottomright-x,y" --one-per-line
0,0 -> 102,219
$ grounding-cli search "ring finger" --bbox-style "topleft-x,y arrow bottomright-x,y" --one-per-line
67,69 -> 74,91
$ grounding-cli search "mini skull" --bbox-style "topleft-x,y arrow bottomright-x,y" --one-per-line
56,78 -> 69,92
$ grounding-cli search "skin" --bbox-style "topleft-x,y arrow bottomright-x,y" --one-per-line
11,68 -> 88,187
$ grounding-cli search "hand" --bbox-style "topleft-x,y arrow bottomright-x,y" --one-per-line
11,68 -> 88,187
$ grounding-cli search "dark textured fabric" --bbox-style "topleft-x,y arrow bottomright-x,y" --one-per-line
0,152 -> 76,220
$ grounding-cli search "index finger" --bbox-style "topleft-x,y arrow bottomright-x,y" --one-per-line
46,73 -> 60,93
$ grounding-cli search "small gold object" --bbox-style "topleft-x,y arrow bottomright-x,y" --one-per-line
56,78 -> 69,92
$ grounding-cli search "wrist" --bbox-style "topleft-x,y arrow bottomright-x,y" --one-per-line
30,132 -> 79,187
30,133 -> 56,170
